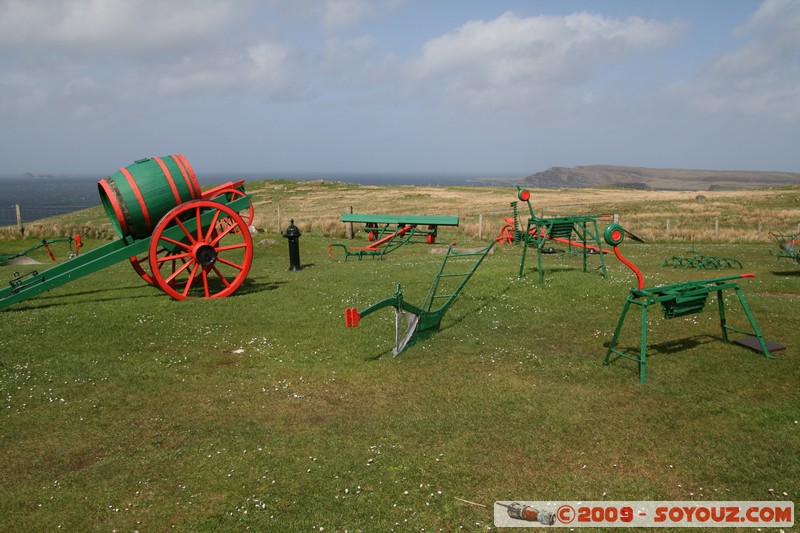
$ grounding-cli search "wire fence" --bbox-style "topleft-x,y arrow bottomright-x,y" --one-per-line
0,204 -> 97,227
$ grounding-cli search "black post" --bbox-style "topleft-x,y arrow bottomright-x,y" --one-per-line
283,219 -> 302,271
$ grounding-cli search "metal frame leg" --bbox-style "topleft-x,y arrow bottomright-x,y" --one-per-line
604,297 -> 632,364
734,287 -> 774,359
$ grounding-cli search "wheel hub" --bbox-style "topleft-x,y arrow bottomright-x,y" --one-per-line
195,244 -> 218,266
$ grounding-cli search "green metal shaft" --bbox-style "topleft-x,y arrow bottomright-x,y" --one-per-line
1,194 -> 250,311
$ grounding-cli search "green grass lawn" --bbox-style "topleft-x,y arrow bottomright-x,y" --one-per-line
0,231 -> 798,531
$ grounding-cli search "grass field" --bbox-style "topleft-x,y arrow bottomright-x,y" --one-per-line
1,182 -> 798,531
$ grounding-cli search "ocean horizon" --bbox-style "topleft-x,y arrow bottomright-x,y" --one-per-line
0,172 -> 522,226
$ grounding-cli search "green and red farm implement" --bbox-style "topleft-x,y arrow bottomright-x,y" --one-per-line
0,236 -> 83,265
1,155 -> 254,311
330,213 -> 459,260
503,186 -> 610,285
769,231 -> 800,263
344,241 -> 495,355
602,224 -> 782,383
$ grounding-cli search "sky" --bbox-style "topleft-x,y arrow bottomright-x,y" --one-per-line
0,0 -> 798,177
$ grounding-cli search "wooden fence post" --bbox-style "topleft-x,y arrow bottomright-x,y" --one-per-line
715,219 -> 720,240
666,219 -> 670,239
347,206 -> 354,239
478,213 -> 483,240
15,204 -> 23,235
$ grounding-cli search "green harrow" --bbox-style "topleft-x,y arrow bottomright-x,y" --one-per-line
661,246 -> 742,270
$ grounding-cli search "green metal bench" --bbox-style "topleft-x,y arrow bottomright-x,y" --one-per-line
344,242 -> 495,355
602,224 -> 781,383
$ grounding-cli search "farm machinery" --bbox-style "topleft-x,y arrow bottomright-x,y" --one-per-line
661,245 -> 742,270
0,154 -> 254,311
0,236 -> 83,265
502,186 -> 609,285
769,231 -> 799,263
331,213 -> 459,260
344,241 -> 495,355
602,224 -> 782,383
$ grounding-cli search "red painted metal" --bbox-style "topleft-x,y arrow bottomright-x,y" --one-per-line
128,180 -> 253,284
345,308 -> 361,327
365,224 -> 413,250
148,200 -> 254,300
612,245 -> 645,290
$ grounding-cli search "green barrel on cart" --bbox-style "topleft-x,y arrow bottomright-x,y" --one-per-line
98,154 -> 202,239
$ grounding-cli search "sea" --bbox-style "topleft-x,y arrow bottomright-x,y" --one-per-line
0,172 -> 520,227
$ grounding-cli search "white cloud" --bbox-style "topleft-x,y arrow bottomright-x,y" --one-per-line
156,40 -> 306,99
268,0 -> 403,31
319,35 -> 396,88
404,11 -> 686,107
680,0 -> 800,122
0,0 -> 306,120
0,0 -> 240,58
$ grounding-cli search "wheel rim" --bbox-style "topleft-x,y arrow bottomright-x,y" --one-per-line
149,200 -> 253,300
216,188 -> 254,233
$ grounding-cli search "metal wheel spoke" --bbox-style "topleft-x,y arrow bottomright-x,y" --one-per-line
201,268 -> 210,298
180,262 -> 202,297
204,208 -> 222,242
215,256 -> 245,271
159,233 -> 193,250
157,250 -> 193,264
211,220 -> 238,246
195,206 -> 204,240
164,258 -> 196,285
215,242 -> 248,253
210,265 -> 233,288
172,217 -> 196,244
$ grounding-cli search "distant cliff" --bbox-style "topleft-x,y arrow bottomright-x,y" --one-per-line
524,165 -> 800,190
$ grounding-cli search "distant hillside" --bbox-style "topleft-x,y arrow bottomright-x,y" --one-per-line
524,165 -> 800,190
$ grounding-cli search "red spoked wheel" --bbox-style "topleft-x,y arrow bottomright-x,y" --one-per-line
148,200 -> 253,300
495,224 -> 514,245
129,190 -> 253,285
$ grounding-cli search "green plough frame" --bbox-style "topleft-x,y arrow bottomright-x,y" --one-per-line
344,242 -> 495,355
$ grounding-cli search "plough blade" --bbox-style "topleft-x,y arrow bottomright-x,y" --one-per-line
393,309 -> 419,356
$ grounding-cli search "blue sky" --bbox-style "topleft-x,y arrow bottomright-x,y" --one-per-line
0,0 -> 798,176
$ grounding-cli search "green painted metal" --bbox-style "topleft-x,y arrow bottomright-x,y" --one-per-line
602,223 -> 775,383
333,213 -> 459,260
514,187 -> 607,285
661,246 -> 742,269
0,237 -> 79,263
99,155 -> 200,239
344,242 -> 495,354
330,224 -> 423,260
0,193 -> 251,311
769,231 -> 800,263
341,213 -> 459,226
